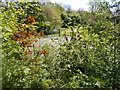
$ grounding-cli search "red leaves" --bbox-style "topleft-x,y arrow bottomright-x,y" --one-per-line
34,40 -> 39,42
42,49 -> 49,56
41,32 -> 44,36
26,50 -> 32,55
26,16 -> 36,22
12,31 -> 39,42
36,49 -> 49,56
11,16 -> 49,71
10,27 -> 15,30
20,57 -> 30,61
41,32 -> 46,37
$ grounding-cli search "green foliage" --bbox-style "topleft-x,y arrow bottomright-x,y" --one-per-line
42,3 -> 62,30
48,23 -> 119,88
61,12 -> 81,28
1,1 -> 119,89
1,2 -> 52,88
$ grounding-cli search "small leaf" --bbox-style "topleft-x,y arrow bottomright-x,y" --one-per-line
24,68 -> 30,75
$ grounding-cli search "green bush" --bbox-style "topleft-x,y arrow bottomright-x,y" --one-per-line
1,1 -> 119,89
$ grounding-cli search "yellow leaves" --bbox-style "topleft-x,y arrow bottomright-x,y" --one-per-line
2,34 -> 7,37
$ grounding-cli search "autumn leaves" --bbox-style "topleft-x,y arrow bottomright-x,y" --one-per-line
26,16 -> 36,23
11,16 -> 46,48
11,16 -> 49,70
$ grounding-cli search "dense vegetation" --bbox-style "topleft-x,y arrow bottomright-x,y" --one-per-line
1,0 -> 120,89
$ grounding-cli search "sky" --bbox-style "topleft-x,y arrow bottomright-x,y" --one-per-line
50,0 -> 119,11
1,0 -> 119,11
51,0 -> 90,11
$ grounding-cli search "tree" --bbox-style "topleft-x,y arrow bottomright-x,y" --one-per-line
66,5 -> 72,13
77,8 -> 84,13
54,3 -> 65,12
42,3 -> 62,30
89,0 -> 112,13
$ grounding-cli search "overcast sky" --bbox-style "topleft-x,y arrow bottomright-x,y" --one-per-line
1,0 -> 119,11
50,0 -> 119,11
51,0 -> 90,11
